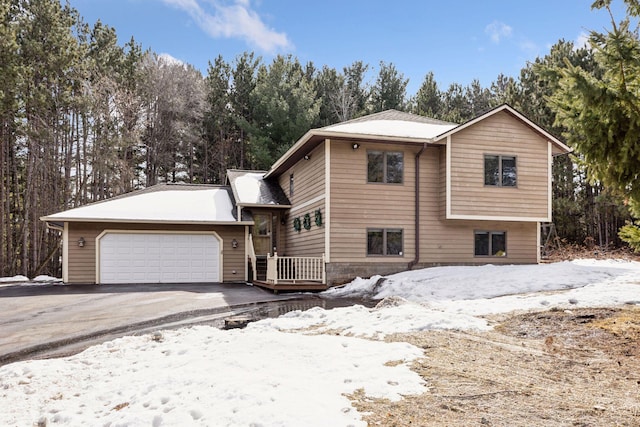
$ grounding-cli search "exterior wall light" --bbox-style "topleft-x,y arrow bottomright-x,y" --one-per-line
231,238 -> 238,249
352,143 -> 360,150
77,237 -> 85,247
304,154 -> 311,160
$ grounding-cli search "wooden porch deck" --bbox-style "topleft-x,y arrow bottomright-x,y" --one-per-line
252,280 -> 328,293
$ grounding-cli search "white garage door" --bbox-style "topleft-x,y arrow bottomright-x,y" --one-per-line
99,233 -> 221,284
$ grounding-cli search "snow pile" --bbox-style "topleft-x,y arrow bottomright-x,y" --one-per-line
32,275 -> 63,283
0,275 -> 62,286
251,298 -> 491,339
0,275 -> 29,284
0,326 -> 424,427
325,260 -> 637,302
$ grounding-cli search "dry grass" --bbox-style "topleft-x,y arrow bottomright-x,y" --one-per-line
544,242 -> 640,263
348,307 -> 640,426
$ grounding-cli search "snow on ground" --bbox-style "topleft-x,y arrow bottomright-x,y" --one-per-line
0,275 -> 61,287
0,326 -> 424,426
0,275 -> 29,284
1,259 -> 639,426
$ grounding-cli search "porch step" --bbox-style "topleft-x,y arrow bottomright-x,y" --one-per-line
254,256 -> 267,281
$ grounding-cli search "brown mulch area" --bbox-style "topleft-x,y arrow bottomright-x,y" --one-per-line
349,307 -> 640,426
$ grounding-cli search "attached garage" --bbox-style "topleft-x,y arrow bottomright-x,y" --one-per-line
40,184 -> 252,285
98,232 -> 222,284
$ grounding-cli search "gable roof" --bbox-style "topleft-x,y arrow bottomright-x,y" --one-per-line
265,110 -> 457,178
322,109 -> 457,139
41,184 -> 248,225
227,169 -> 291,207
432,104 -> 572,154
265,105 -> 570,178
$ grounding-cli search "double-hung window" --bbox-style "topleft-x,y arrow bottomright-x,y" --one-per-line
474,231 -> 506,257
367,228 -> 403,256
368,151 -> 403,184
484,155 -> 516,187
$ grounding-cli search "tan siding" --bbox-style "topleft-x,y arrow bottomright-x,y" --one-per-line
278,143 -> 326,257
329,140 -> 417,263
418,220 -> 538,264
448,111 -> 550,219
67,222 -> 246,284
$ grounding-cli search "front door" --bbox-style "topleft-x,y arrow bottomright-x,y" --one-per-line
252,213 -> 272,255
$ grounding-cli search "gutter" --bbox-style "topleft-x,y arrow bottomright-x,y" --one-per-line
45,221 -> 64,232
409,142 -> 428,270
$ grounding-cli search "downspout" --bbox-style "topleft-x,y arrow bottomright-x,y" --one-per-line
409,142 -> 428,270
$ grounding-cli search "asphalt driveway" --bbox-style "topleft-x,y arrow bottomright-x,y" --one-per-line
0,282 -> 305,365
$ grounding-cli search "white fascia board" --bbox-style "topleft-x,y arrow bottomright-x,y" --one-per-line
40,217 -> 253,226
264,130 -> 433,179
446,214 -> 551,222
264,130 -> 316,179
237,203 -> 292,209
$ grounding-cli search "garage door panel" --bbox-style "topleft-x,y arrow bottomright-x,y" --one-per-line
99,233 -> 220,284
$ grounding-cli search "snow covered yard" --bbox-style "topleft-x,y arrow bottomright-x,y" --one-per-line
1,259 -> 639,426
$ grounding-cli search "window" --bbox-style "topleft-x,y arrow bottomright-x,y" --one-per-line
368,151 -> 403,184
367,228 -> 403,256
484,155 -> 516,187
474,231 -> 506,257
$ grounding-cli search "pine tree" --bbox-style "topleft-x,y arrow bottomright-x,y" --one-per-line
550,0 -> 640,249
368,61 -> 408,113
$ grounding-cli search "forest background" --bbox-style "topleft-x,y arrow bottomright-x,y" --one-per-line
1,0 -> 638,278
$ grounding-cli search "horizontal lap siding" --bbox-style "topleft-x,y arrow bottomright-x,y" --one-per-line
419,220 -> 538,264
330,140 -> 416,263
419,144 -> 537,264
449,111 -> 549,219
278,143 -> 326,257
67,222 -> 246,283
68,223 -> 97,283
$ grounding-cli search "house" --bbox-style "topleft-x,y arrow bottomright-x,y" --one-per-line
41,104 -> 571,288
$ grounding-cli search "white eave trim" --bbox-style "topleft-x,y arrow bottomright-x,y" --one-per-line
237,203 -> 292,209
40,217 -> 252,226
264,129 -> 433,179
447,214 -> 551,222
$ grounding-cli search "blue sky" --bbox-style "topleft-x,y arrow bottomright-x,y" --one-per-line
68,0 -> 625,95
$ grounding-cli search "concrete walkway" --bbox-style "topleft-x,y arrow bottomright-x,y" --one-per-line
0,283 -> 303,365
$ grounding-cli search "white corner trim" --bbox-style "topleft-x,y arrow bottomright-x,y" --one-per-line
537,221 -> 541,264
325,139 -> 331,263
244,226 -> 249,281
446,135 -> 452,218
548,141 -> 553,221
62,222 -> 69,283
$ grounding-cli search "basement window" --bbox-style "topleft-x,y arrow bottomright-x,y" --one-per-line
367,228 -> 403,256
474,231 -> 507,257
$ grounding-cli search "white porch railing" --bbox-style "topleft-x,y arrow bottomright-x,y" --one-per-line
266,252 -> 326,285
